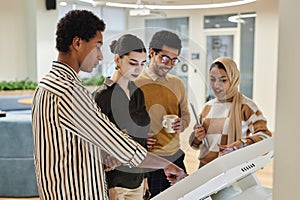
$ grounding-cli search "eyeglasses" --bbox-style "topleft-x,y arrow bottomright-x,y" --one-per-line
156,52 -> 180,65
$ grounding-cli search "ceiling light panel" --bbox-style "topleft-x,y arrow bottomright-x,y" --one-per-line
102,0 -> 256,10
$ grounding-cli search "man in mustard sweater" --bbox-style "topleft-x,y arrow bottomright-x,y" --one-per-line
135,30 -> 190,197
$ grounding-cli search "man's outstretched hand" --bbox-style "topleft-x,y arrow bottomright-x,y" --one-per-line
164,163 -> 187,185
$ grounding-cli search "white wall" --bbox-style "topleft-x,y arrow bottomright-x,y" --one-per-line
35,0 -> 58,81
274,0 -> 300,198
26,0 -> 38,81
0,0 -> 30,81
0,0 -> 57,82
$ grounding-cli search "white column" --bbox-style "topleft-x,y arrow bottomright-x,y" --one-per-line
253,0 -> 279,131
274,0 -> 300,199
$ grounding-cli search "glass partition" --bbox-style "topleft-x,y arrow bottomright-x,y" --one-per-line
204,13 -> 256,99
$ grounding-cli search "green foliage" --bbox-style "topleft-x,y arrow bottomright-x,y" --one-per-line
82,74 -> 105,86
0,79 -> 38,91
0,75 -> 105,91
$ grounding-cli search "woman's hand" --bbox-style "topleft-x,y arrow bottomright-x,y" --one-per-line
108,188 -> 119,200
147,132 -> 157,150
104,155 -> 121,172
143,178 -> 151,200
143,178 -> 149,193
193,124 -> 206,144
218,140 -> 244,156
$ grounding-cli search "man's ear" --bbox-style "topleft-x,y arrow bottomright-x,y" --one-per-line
72,37 -> 81,50
149,48 -> 155,58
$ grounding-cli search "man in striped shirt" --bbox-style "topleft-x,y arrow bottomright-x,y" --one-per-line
31,10 -> 185,200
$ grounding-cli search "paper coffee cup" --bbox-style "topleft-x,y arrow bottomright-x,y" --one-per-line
162,114 -> 178,133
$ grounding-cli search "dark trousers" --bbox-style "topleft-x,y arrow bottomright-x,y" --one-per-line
148,149 -> 186,198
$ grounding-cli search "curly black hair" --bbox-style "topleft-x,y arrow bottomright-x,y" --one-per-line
56,10 -> 106,53
149,30 -> 182,55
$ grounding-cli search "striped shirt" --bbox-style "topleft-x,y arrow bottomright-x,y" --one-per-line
31,61 -> 147,200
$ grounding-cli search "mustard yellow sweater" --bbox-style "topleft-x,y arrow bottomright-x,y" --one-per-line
135,69 -> 190,156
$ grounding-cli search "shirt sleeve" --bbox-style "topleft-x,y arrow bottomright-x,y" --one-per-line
58,84 -> 147,168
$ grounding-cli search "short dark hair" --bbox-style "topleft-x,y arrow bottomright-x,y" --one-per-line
56,10 -> 106,52
149,30 -> 182,55
109,34 -> 146,57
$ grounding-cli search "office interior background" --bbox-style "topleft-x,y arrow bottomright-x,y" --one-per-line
0,0 -> 299,199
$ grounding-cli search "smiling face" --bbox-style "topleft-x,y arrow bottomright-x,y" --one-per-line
149,45 -> 179,77
209,66 -> 231,100
79,31 -> 103,73
115,51 -> 146,81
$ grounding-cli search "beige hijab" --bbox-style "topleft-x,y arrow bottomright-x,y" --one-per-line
212,57 -> 243,144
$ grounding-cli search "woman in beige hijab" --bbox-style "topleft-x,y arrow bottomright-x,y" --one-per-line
189,57 -> 272,167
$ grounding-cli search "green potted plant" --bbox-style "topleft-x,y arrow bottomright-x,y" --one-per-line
81,74 -> 105,91
0,79 -> 38,96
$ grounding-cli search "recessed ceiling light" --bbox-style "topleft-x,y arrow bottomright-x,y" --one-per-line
105,2 -> 141,9
59,1 -> 68,6
129,9 -> 151,16
79,0 -> 95,4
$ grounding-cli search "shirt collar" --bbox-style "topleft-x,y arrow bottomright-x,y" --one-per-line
104,77 -> 136,91
103,77 -> 115,87
52,61 -> 82,83
145,67 -> 169,81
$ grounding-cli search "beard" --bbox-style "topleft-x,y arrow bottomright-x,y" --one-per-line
153,63 -> 171,77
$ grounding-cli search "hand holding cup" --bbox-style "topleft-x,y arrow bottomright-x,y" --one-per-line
162,114 -> 180,133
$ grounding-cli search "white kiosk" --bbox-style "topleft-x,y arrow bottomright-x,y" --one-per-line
152,137 -> 274,200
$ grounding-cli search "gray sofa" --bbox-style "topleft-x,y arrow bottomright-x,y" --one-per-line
0,94 -> 38,197
0,94 -> 32,112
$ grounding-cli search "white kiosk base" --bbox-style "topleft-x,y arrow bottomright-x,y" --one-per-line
152,137 -> 274,200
